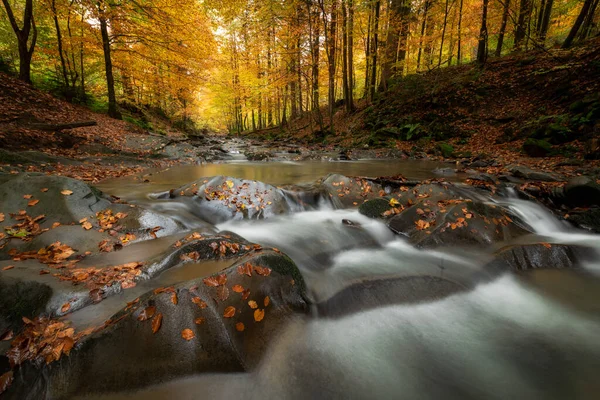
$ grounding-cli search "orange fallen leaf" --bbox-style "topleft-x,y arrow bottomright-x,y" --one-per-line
28,199 -> 39,207
23,194 -> 32,199
191,297 -> 207,308
82,221 -> 93,230
541,242 -> 552,249
264,296 -> 270,307
2,266 -> 14,271
138,306 -> 156,321
61,303 -> 71,313
171,292 -> 178,305
0,371 -> 14,395
194,317 -> 205,325
223,306 -> 236,318
254,309 -> 265,322
152,313 -> 163,333
217,286 -> 229,301
61,190 -> 73,196
232,284 -> 244,293
0,213 -> 4,222
235,322 -> 245,332
41,188 -> 49,192
248,300 -> 258,309
181,328 -> 195,340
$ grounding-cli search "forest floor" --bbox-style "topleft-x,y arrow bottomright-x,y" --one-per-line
1,38 -> 599,184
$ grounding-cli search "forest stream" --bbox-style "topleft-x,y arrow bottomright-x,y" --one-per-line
1,159 -> 600,399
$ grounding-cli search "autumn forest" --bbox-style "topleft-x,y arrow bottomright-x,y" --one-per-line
1,0 -> 597,133
1,1 -> 600,398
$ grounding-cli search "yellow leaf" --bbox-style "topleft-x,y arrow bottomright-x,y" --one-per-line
389,198 -> 400,207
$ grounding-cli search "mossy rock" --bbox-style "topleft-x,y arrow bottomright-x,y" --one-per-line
437,142 -> 455,158
358,197 -> 394,219
523,138 -> 552,157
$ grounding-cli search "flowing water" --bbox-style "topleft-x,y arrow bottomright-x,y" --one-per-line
91,160 -> 600,400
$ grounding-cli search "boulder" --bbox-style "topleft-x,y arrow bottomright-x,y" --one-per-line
508,165 -> 564,182
562,176 -> 600,207
156,176 -> 294,224
523,138 -> 551,157
2,252 -> 308,399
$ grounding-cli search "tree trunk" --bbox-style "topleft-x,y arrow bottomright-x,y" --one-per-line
347,0 -> 355,112
477,0 -> 489,64
578,0 -> 599,40
2,0 -> 37,84
563,0 -> 594,47
327,0 -> 338,132
342,1 -> 350,109
514,0 -> 532,49
496,0 -> 510,56
380,0 -> 402,89
51,0 -> 70,92
369,0 -> 380,101
98,4 -> 120,119
417,0 -> 430,71
538,0 -> 554,42
457,0 -> 463,64
438,0 -> 451,67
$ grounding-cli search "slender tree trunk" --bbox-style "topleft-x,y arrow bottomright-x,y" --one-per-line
2,0 -> 37,84
477,0 -> 489,64
347,0 -> 355,111
438,0 -> 451,67
98,3 -> 120,119
369,0 -> 380,101
417,0 -> 430,71
578,0 -> 599,40
514,0 -> 532,49
457,0 -> 463,64
563,0 -> 594,47
342,1 -> 350,110
364,1 -> 372,98
51,0 -> 70,92
380,0 -> 401,89
538,0 -> 554,41
496,0 -> 510,56
79,9 -> 86,100
327,0 -> 338,131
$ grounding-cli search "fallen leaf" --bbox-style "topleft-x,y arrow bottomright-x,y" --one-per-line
82,221 -> 92,230
541,242 -> 552,249
223,306 -> 236,318
28,199 -> 39,207
61,303 -> 71,313
248,300 -> 258,309
0,371 -> 14,395
225,180 -> 234,189
242,289 -> 251,300
194,317 -> 205,325
171,292 -> 178,305
61,190 -> 73,196
254,309 -> 265,322
23,194 -> 33,199
137,306 -> 156,321
181,328 -> 195,340
217,286 -> 229,301
2,266 -> 14,271
191,297 -> 207,308
235,322 -> 245,332
232,284 -> 244,293
0,330 -> 13,341
152,313 -> 163,333
203,276 -> 220,287
89,288 -> 103,303
0,213 -> 4,222
264,296 -> 270,307
41,188 -> 49,192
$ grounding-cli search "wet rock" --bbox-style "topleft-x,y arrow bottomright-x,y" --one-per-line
0,174 -> 181,259
508,165 -> 564,182
320,174 -> 389,209
562,176 -> 600,207
246,152 -> 273,161
158,176 -> 294,224
485,244 -> 584,273
358,197 -> 394,219
566,208 -> 600,233
2,252 -> 307,399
